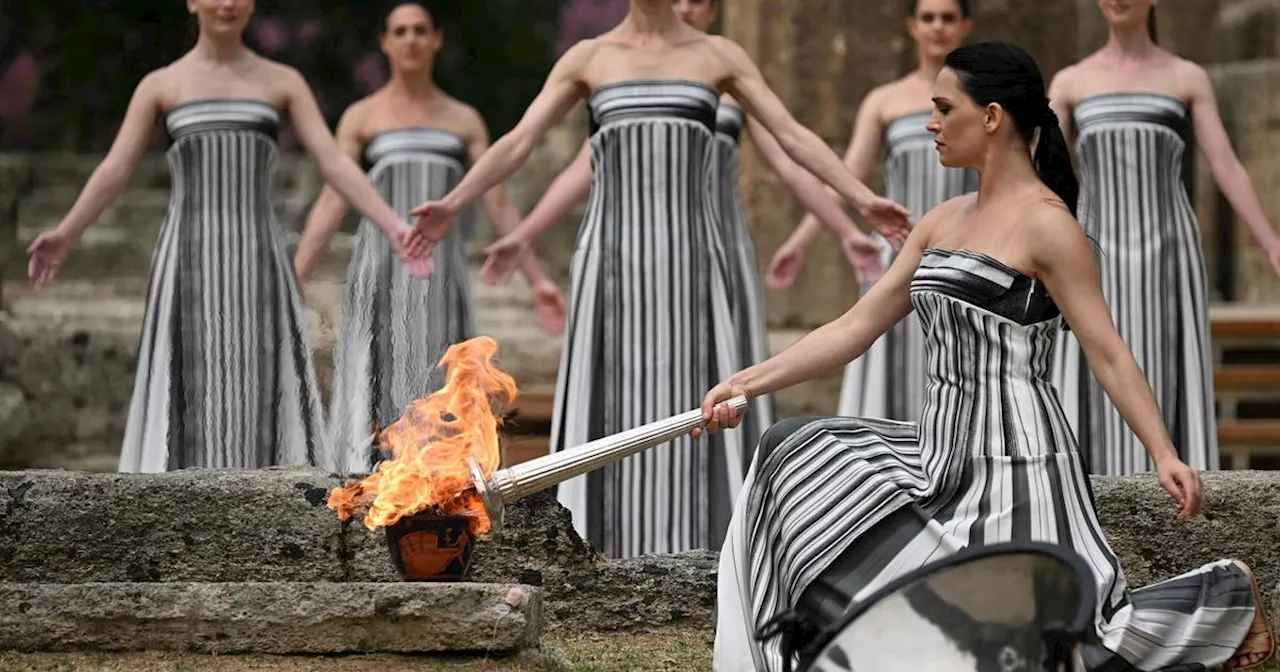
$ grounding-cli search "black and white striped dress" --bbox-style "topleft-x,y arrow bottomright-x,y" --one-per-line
552,80 -> 746,559
714,248 -> 1253,671
838,111 -> 977,420
325,127 -> 475,474
1054,93 -> 1216,475
118,99 -> 326,472
714,103 -> 775,464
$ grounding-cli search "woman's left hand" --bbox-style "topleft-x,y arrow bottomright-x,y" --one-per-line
531,280 -> 567,335
1155,456 -> 1204,521
692,379 -> 751,439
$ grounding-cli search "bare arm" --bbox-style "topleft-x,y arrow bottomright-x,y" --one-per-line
433,42 -> 594,218
715,36 -> 894,218
281,68 -> 406,241
743,113 -> 866,240
463,108 -> 557,289
785,87 -> 887,250
54,71 -> 164,240
294,102 -> 367,284
1031,206 -> 1178,466
725,204 -> 942,397
514,139 -> 593,241
1046,66 -> 1075,148
1186,64 -> 1280,251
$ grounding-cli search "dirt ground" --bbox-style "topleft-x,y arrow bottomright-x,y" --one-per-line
0,630 -> 715,672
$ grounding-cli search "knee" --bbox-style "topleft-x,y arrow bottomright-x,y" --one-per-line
756,416 -> 828,463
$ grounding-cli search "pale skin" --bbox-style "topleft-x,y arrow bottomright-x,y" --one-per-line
26,0 -> 426,287
767,0 -> 973,290
402,0 -> 912,260
1047,0 -> 1280,277
478,0 -> 884,288
697,63 -> 1272,670
293,4 -> 565,333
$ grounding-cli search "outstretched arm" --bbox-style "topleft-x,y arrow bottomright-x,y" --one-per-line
1031,205 -> 1202,519
1186,64 -> 1280,274
54,72 -> 164,241
405,40 -> 595,254
519,139 -> 593,241
294,102 -> 368,286
28,70 -> 165,286
281,68 -> 411,255
713,36 -> 910,245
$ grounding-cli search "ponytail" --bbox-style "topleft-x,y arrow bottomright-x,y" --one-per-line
1147,11 -> 1158,42
1033,115 -> 1079,217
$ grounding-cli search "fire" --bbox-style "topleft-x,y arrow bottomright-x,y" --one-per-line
328,336 -> 517,535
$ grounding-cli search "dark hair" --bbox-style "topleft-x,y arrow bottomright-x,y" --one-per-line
383,2 -> 434,34
1147,9 -> 1158,42
907,0 -> 971,17
943,41 -> 1079,216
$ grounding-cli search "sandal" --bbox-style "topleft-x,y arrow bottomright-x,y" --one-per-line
1226,562 -> 1275,671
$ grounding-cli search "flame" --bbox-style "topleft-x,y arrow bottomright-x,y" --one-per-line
328,336 -> 517,535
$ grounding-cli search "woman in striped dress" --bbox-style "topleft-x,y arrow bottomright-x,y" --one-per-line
404,0 -> 912,559
25,0 -> 424,471
700,42 -> 1273,672
1047,0 -> 1280,475
292,3 -> 564,474
480,0 -> 885,468
767,0 -> 977,422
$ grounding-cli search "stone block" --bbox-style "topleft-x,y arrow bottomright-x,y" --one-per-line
0,582 -> 541,654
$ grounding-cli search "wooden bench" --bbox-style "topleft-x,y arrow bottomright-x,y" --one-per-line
1210,304 -> 1280,469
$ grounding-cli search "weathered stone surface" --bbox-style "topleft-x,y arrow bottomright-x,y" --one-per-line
1,468 -> 1278,635
0,468 -> 346,583
0,383 -> 28,454
0,582 -> 541,654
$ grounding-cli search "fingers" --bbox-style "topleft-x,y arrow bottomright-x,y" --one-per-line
409,202 -> 430,217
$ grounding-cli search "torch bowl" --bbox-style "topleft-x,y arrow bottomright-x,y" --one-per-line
384,510 -> 476,581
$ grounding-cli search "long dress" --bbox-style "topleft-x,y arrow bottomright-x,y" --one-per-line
714,102 -> 775,464
1053,92 -> 1217,475
118,98 -> 326,472
714,247 -> 1254,671
837,110 -> 977,420
325,127 -> 475,474
552,80 -> 746,559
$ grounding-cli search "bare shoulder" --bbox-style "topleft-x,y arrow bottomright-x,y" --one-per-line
557,36 -> 603,70
442,95 -> 490,139
1018,197 -> 1091,270
1171,56 -> 1214,95
1047,62 -> 1082,103
705,34 -> 753,67
915,192 -> 977,243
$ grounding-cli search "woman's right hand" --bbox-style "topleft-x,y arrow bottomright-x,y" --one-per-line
405,200 -> 457,258
692,379 -> 752,439
27,228 -> 75,288
857,195 -> 911,251
1155,455 -> 1204,522
481,230 -> 533,286
388,224 -> 434,278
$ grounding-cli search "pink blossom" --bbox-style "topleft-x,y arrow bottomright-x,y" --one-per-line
0,53 -> 38,128
352,52 -> 388,93
296,20 -> 324,45
250,17 -> 290,54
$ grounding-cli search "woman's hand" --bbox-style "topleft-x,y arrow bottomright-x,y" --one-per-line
27,229 -> 75,288
531,280 -> 567,335
481,230 -> 533,286
765,239 -> 806,290
691,379 -> 752,439
405,200 -> 458,258
387,224 -> 434,278
840,232 -> 887,286
1155,456 -> 1204,521
857,196 -> 911,251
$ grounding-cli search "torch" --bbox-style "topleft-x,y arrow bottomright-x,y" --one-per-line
469,395 -> 749,534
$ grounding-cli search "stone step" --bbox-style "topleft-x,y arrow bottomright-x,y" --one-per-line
0,582 -> 541,655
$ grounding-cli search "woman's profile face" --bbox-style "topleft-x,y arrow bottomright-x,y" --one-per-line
672,0 -> 717,32
926,68 -> 989,168
188,0 -> 254,39
380,4 -> 441,73
907,0 -> 971,61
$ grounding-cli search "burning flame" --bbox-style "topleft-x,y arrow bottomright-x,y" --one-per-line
328,336 -> 517,535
